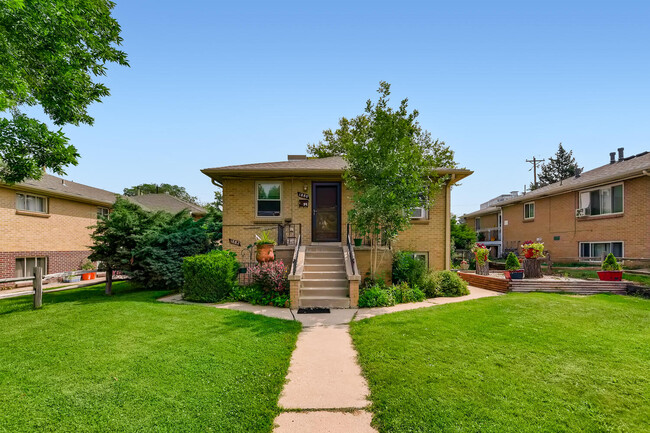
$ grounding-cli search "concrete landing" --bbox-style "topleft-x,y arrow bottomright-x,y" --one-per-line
274,410 -> 376,433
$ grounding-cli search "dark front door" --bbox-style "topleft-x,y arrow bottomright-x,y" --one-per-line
312,182 -> 341,242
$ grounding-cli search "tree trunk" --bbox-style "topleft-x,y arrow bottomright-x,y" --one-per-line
523,258 -> 542,279
105,266 -> 113,295
476,262 -> 489,276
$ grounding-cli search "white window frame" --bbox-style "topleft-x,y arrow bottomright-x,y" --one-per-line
578,183 -> 624,217
410,206 -> 427,219
412,252 -> 428,268
524,202 -> 535,220
256,181 -> 282,218
579,241 -> 624,259
16,192 -> 48,214
97,207 -> 110,219
15,257 -> 48,278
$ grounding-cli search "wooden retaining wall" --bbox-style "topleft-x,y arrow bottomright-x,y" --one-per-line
458,272 -> 628,295
458,272 -> 510,293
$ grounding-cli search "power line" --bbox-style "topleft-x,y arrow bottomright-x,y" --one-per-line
526,157 -> 545,189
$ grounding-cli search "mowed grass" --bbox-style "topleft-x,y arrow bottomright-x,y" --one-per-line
350,293 -> 650,433
554,268 -> 650,287
0,282 -> 301,432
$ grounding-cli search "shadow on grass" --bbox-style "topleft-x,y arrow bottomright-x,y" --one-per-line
0,281 -> 171,316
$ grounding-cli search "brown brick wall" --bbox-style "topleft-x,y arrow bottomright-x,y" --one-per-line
502,176 -> 650,261
0,250 -> 91,280
221,176 -> 450,279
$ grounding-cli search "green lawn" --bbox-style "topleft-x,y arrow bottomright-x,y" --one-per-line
0,282 -> 301,432
555,268 -> 650,287
350,293 -> 650,433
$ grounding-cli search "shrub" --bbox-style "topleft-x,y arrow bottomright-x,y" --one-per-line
431,270 -> 469,297
392,251 -> 426,286
358,286 -> 396,308
230,284 -> 291,307
248,260 -> 289,293
505,253 -> 521,271
182,250 -> 239,302
420,272 -> 440,298
389,281 -> 426,304
601,253 -> 622,271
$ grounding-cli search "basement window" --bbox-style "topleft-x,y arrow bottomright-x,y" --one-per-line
579,242 -> 623,259
15,257 -> 47,278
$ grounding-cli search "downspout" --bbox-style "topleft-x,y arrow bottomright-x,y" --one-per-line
211,178 -> 223,188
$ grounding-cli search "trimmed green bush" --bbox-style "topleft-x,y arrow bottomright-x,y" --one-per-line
392,251 -> 426,287
505,252 -> 521,271
601,253 -> 622,271
182,250 -> 239,302
420,272 -> 440,298
358,286 -> 396,308
229,285 -> 291,307
432,270 -> 469,297
389,281 -> 426,304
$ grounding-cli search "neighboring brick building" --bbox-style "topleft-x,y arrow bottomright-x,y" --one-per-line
202,155 -> 472,280
462,149 -> 650,264
0,174 -> 117,280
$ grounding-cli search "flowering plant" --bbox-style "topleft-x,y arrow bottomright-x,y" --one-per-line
471,243 -> 490,266
248,260 -> 288,292
520,241 -> 545,259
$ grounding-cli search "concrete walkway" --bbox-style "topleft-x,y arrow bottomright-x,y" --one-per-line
158,287 -> 501,433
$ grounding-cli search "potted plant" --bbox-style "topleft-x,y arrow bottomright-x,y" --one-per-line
504,252 -> 523,280
62,271 -> 81,283
471,243 -> 490,275
354,238 -> 363,247
597,253 -> 623,281
80,259 -> 96,280
521,241 -> 545,259
255,230 -> 276,263
459,260 -> 469,270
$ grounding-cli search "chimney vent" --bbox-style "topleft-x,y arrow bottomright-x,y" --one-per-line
510,191 -> 518,196
609,152 -> 616,164
61,179 -> 66,186
287,155 -> 307,161
617,147 -> 624,161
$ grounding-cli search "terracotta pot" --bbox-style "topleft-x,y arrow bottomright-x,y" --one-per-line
81,272 -> 96,281
256,244 -> 275,262
597,271 -> 623,281
460,263 -> 469,270
504,271 -> 511,280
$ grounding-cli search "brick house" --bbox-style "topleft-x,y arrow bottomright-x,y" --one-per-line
1,177 -> 207,282
0,174 -> 116,280
202,155 -> 472,307
462,150 -> 650,265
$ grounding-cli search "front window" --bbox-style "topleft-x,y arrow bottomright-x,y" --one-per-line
97,207 -> 110,219
412,252 -> 428,268
579,242 -> 623,259
256,182 -> 282,217
411,206 -> 426,219
475,217 -> 481,231
579,184 -> 623,216
15,257 -> 47,278
16,193 -> 47,213
524,202 -> 535,219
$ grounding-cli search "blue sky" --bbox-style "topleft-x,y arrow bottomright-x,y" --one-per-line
55,0 -> 649,215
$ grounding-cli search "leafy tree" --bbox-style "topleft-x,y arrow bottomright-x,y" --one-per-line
123,183 -> 200,205
89,197 -> 150,295
327,82 -> 456,278
0,0 -> 128,183
450,215 -> 476,250
530,143 -> 579,190
204,190 -> 223,241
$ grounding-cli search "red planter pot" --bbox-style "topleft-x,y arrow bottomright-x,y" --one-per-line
81,272 -> 96,281
597,271 -> 623,281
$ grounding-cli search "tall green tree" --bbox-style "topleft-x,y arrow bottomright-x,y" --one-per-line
321,82 -> 457,278
123,183 -> 200,205
0,0 -> 128,183
531,143 -> 579,190
450,215 -> 476,251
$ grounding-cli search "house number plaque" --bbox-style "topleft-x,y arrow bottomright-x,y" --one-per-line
299,200 -> 309,207
297,192 -> 309,199
229,239 -> 241,246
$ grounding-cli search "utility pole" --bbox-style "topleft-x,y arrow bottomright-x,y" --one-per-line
526,157 -> 545,189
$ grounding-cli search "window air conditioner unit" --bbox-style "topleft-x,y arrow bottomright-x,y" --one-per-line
575,207 -> 589,217
411,207 -> 425,219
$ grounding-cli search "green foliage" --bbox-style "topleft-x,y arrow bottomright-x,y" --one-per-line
389,282 -> 426,304
182,250 -> 239,302
392,251 -> 426,286
230,285 -> 291,308
530,143 -> 579,190
80,259 -> 94,271
450,215 -> 477,250
471,243 -> 490,266
255,230 -> 276,245
0,0 -> 128,183
601,253 -> 622,271
123,183 -> 200,205
312,82 -> 457,278
419,272 -> 440,298
431,270 -> 469,297
358,286 -> 396,308
505,252 -> 521,271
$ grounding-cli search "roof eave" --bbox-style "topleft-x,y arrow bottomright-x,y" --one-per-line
4,183 -> 116,207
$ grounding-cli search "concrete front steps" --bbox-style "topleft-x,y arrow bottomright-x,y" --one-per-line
300,246 -> 350,308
